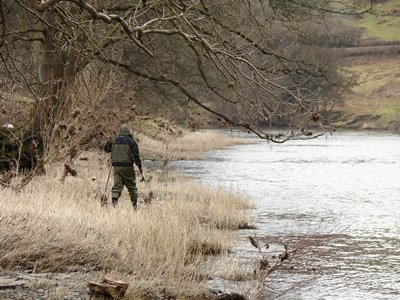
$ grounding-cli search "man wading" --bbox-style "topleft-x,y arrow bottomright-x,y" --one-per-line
104,124 -> 143,209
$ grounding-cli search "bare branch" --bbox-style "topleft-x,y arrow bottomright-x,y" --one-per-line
0,0 -> 5,47
2,0 -> 372,149
27,0 -> 60,13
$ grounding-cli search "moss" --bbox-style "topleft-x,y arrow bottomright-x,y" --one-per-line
327,111 -> 342,121
377,106 -> 400,122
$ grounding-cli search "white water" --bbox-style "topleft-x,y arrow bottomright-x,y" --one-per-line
169,130 -> 400,299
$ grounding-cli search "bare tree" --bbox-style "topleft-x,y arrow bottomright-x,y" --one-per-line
0,0 -> 373,161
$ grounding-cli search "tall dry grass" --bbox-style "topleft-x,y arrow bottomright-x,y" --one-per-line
138,130 -> 251,160
0,149 -> 253,299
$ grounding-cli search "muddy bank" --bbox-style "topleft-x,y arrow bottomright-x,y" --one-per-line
0,269 -> 92,299
0,269 -> 245,300
332,114 -> 400,132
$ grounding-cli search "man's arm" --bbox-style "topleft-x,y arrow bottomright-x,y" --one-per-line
129,139 -> 142,172
104,140 -> 113,152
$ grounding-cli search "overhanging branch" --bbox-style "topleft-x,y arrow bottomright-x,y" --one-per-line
98,57 -> 323,143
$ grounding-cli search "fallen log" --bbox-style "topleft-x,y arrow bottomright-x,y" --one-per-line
87,277 -> 129,298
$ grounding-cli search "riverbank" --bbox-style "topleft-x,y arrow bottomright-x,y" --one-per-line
0,131 -> 255,299
330,54 -> 400,132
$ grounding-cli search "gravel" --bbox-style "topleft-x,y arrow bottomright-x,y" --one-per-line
0,269 -> 94,299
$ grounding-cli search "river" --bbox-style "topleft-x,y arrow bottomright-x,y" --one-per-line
169,129 -> 400,299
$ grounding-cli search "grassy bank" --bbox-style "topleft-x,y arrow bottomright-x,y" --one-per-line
0,131 -> 254,299
332,0 -> 400,130
335,55 -> 400,129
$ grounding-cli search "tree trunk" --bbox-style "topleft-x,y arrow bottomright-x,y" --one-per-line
33,11 -> 80,133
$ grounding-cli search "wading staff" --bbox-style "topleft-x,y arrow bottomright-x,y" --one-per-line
101,163 -> 112,206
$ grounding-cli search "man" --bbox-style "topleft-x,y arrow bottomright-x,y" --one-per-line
104,124 -> 143,209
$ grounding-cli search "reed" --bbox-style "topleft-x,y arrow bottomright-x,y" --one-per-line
138,130 -> 250,160
0,150 -> 253,299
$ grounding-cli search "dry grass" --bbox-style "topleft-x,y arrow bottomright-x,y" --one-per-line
0,150 -> 253,299
138,130 -> 251,160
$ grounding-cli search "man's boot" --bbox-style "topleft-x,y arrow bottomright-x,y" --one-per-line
131,198 -> 137,210
112,198 -> 118,207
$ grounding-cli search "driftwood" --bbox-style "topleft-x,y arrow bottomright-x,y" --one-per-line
87,277 -> 129,298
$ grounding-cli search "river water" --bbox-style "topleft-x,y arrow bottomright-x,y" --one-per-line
169,129 -> 400,299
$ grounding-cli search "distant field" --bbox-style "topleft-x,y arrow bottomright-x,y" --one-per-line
334,0 -> 400,129
337,55 -> 400,125
349,0 -> 400,42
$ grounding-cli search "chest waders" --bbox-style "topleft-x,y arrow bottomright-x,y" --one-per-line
110,136 -> 144,209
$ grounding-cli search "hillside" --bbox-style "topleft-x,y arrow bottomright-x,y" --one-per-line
332,0 -> 400,130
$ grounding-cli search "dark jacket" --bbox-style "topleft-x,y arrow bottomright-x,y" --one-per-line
104,125 -> 142,172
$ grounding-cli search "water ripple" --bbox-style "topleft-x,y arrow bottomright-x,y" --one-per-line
171,130 -> 400,299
